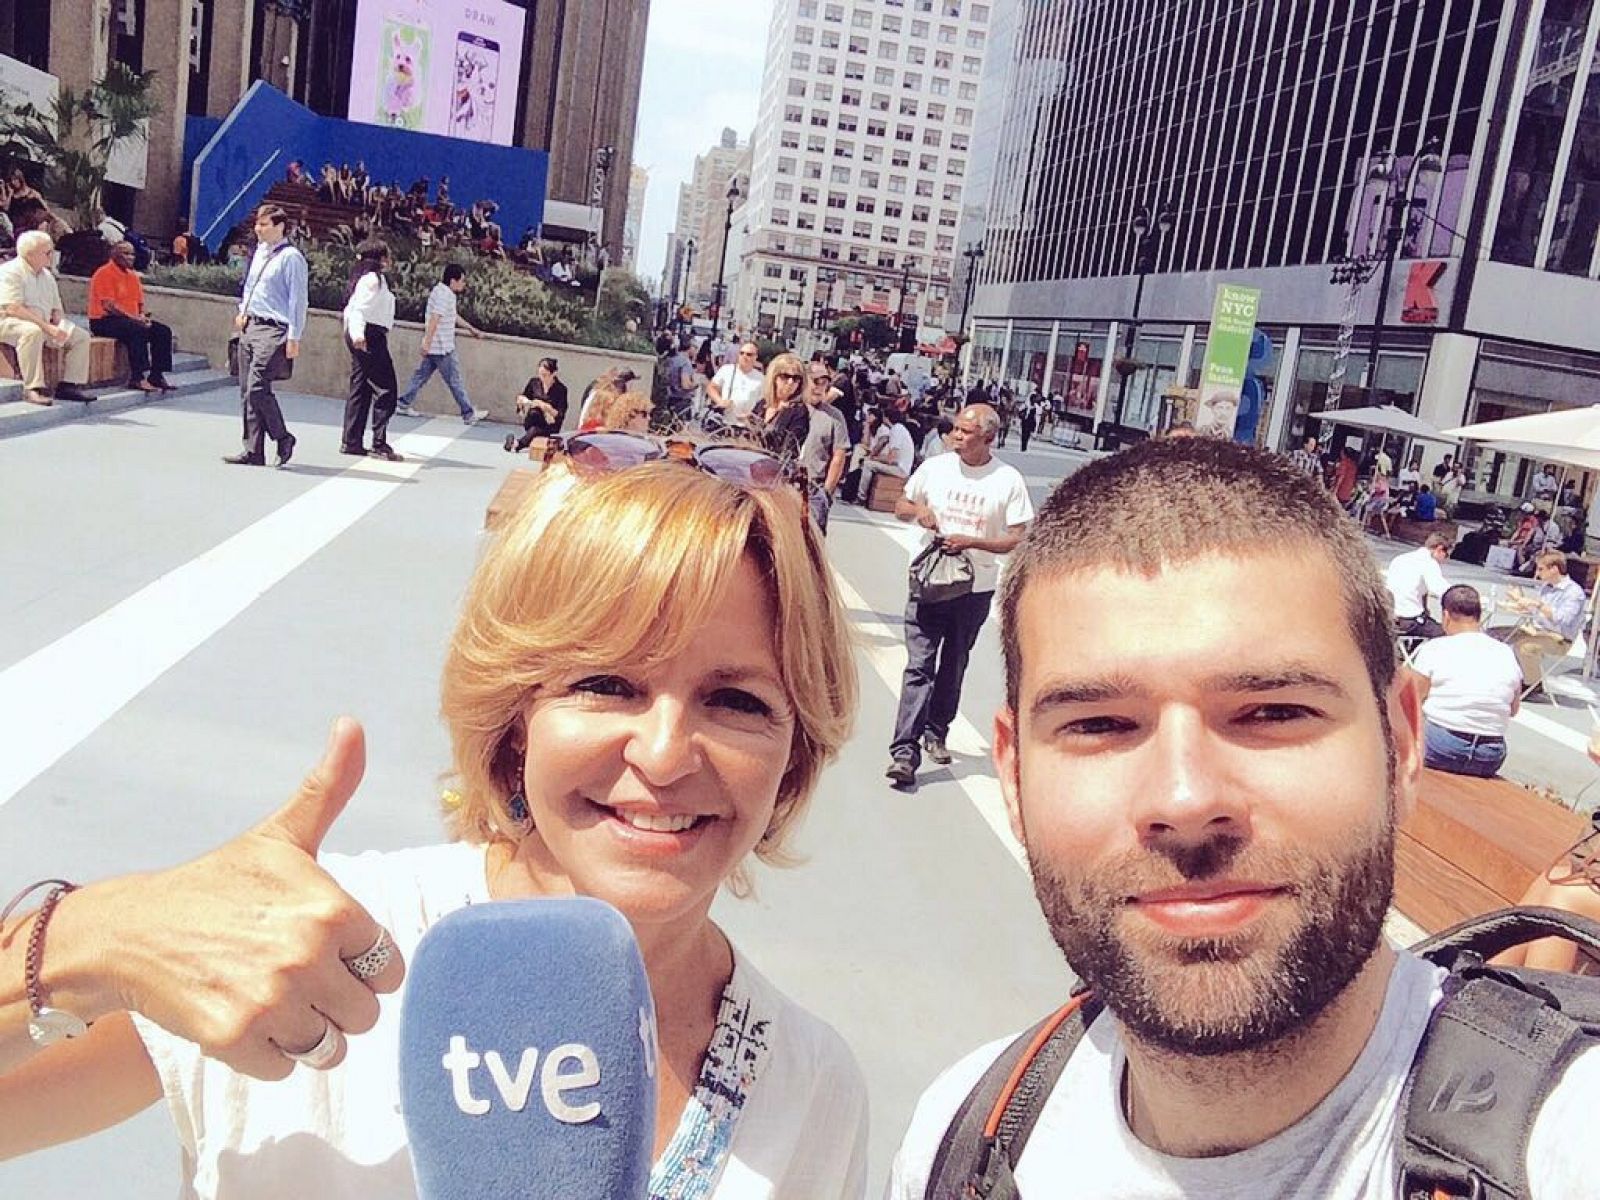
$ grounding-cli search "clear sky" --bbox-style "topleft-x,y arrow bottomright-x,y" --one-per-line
633,0 -> 772,289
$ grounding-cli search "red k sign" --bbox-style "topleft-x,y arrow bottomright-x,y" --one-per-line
1402,261 -> 1447,324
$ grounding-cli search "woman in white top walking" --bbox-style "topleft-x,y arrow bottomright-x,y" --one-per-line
340,240 -> 402,460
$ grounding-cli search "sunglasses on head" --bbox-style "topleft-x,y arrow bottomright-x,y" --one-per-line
545,430 -> 804,491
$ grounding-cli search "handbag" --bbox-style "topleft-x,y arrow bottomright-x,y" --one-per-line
228,241 -> 296,382
908,539 -> 975,605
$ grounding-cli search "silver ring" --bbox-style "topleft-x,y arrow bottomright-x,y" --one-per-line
344,927 -> 394,982
282,1020 -> 342,1069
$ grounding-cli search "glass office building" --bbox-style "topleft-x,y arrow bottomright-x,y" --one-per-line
960,0 -> 1600,506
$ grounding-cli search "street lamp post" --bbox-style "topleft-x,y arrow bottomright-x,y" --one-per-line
1324,138 -> 1444,412
957,241 -> 985,382
1363,141 -> 1444,402
710,175 -> 742,344
1103,202 -> 1175,446
677,238 -> 696,335
896,262 -> 912,329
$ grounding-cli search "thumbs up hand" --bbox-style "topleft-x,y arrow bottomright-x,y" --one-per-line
96,717 -> 405,1080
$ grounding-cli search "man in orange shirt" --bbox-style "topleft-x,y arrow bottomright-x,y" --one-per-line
89,240 -> 175,391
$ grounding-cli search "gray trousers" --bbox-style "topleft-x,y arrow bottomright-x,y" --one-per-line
239,319 -> 291,456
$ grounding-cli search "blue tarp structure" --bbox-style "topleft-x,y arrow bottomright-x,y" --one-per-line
186,82 -> 548,254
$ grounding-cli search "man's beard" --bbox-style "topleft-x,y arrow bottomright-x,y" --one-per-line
1027,788 -> 1396,1059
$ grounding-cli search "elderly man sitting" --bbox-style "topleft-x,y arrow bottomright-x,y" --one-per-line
0,229 -> 92,406
1496,550 -> 1589,689
1409,585 -> 1523,777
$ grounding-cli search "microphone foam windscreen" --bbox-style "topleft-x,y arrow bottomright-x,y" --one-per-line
400,897 -> 658,1199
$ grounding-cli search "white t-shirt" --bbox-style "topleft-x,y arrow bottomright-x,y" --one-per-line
872,423 -> 916,476
903,452 -> 1034,593
1384,547 -> 1449,621
712,364 -> 767,421
887,949 -> 1599,1200
133,843 -> 868,1200
424,282 -> 459,353
1410,630 -> 1523,737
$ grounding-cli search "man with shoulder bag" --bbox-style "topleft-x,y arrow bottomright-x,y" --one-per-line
886,404 -> 1033,788
224,204 -> 307,468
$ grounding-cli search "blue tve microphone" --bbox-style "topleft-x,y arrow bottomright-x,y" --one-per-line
400,897 -> 659,1198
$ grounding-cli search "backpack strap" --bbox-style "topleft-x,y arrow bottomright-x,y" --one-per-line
924,991 -> 1101,1200
1398,965 -> 1593,1199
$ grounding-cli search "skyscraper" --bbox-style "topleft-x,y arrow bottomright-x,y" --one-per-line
956,0 -> 1600,524
669,129 -> 751,307
737,0 -> 996,342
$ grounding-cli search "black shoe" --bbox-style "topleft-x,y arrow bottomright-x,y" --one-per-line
885,758 -> 917,786
147,374 -> 173,390
275,433 -> 297,468
503,434 -> 516,452
340,445 -> 369,457
54,384 -> 93,403
369,443 -> 403,462
922,734 -> 952,765
223,452 -> 266,466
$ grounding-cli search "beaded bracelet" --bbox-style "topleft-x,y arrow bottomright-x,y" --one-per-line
1,879 -> 85,1043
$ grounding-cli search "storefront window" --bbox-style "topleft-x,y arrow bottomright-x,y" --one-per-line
1493,1 -> 1594,267
1117,334 -> 1181,432
970,323 -> 1004,381
1005,326 -> 1052,394
1287,347 -> 1424,454
1050,329 -> 1106,416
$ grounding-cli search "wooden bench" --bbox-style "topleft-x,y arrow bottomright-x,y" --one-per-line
1396,768 -> 1590,934
0,337 -> 128,389
866,471 -> 907,513
485,468 -> 541,531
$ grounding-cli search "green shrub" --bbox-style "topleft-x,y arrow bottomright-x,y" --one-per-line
147,234 -> 650,353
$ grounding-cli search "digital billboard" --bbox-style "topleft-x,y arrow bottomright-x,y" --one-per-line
347,0 -> 526,147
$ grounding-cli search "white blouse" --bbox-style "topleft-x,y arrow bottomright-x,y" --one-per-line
342,270 -> 395,340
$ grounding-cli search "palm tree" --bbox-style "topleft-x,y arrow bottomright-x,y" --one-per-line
8,61 -> 160,230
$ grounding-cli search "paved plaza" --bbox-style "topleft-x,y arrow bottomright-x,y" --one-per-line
2,385 -> 1596,1196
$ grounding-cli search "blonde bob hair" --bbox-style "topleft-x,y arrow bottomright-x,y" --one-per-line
440,460 -> 857,883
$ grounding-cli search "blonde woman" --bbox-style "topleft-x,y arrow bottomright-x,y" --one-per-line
0,461 -> 867,1197
579,380 -> 653,432
755,352 -> 810,458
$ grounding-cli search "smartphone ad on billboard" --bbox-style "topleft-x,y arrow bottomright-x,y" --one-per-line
347,0 -> 526,146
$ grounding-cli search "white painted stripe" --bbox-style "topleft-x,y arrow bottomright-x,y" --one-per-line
0,426 -> 458,805
830,562 -> 1027,872
1512,706 -> 1591,753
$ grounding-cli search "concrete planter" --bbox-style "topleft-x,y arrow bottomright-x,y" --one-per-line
55,277 -> 655,431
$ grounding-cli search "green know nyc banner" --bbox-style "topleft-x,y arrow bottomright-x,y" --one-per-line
1194,284 -> 1262,438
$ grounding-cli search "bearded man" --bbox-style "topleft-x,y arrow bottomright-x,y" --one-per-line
888,438 -> 1596,1198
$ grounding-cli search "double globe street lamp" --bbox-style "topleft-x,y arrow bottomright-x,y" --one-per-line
1104,201 -> 1175,446
710,175 -> 742,344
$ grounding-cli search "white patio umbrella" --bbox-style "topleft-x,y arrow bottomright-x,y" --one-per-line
1445,403 -> 1600,450
1308,404 -> 1459,443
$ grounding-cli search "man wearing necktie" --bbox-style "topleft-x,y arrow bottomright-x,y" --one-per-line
225,205 -> 308,467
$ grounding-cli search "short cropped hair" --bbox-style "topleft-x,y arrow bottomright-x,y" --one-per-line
1424,531 -> 1453,552
440,463 -> 856,889
1440,584 -> 1482,621
15,229 -> 52,257
1000,439 -> 1397,710
1536,550 -> 1570,575
255,203 -> 287,229
442,263 -> 466,285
